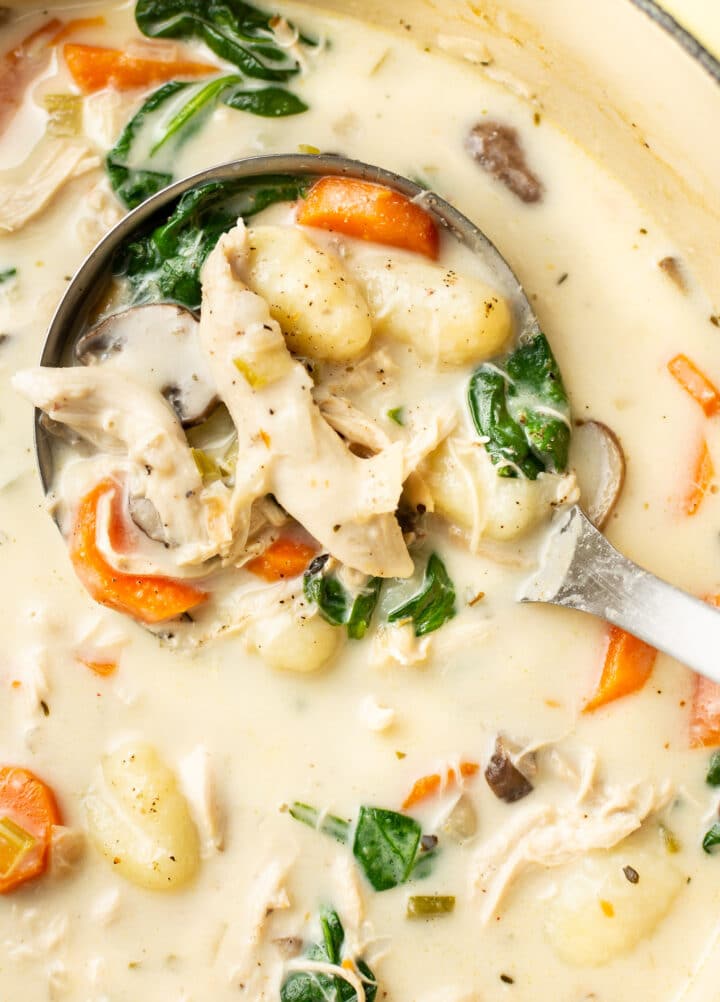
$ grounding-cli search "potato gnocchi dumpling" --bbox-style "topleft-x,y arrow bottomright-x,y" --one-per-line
244,607 -> 342,673
545,847 -> 684,966
245,225 -> 372,361
422,437 -> 576,541
345,247 -> 512,366
85,743 -> 200,891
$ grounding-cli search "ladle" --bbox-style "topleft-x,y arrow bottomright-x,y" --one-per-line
33,153 -> 720,683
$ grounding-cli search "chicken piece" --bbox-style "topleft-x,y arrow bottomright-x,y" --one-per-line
179,746 -> 224,857
199,223 -> 412,578
0,137 -> 100,233
472,780 -> 673,923
370,622 -> 431,669
315,391 -> 392,455
13,366 -> 239,566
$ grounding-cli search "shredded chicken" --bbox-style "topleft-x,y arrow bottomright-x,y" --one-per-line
49,826 -> 85,878
199,223 -> 412,578
0,138 -> 100,233
358,694 -> 396,732
315,390 -> 391,454
472,779 -> 674,922
179,746 -> 224,857
332,854 -> 366,957
370,622 -> 431,669
13,366 -> 240,566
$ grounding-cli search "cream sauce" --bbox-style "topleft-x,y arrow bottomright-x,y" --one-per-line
1,4 -> 720,1001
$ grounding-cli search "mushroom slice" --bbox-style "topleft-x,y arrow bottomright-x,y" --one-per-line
75,304 -> 218,426
570,420 -> 626,529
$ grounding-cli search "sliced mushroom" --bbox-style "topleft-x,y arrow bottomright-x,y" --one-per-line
484,738 -> 534,803
75,304 -> 218,425
570,420 -> 626,529
465,121 -> 542,203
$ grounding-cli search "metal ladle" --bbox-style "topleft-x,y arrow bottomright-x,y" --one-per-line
34,153 -> 720,683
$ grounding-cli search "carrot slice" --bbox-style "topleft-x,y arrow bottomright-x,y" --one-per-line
403,761 -> 479,809
0,766 -> 60,894
668,354 -> 720,417
297,176 -> 440,259
63,43 -> 217,94
69,478 -> 207,624
78,657 -> 117,677
683,437 -> 715,516
246,536 -> 318,582
688,594 -> 720,747
583,626 -> 658,712
51,17 -> 105,44
0,18 -> 61,135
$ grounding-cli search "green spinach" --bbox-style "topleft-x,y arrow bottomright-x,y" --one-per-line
702,821 -> 720,853
113,174 -> 310,310
280,907 -> 377,1002
0,267 -> 17,284
304,556 -> 382,640
107,73 -> 307,208
289,802 -> 351,844
467,332 -> 570,479
352,806 -> 422,892
136,0 -> 311,81
706,750 -> 720,787
387,553 -> 456,637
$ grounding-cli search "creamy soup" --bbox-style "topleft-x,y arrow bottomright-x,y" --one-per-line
1,4 -> 720,1001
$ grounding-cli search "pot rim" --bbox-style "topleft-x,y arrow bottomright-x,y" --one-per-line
631,0 -> 720,85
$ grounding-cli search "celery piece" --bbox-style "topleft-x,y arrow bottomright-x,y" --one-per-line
0,816 -> 35,877
43,94 -> 82,137
406,894 -> 456,918
190,448 -> 222,484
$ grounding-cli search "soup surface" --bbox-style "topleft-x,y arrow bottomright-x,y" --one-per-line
1,4 -> 720,1001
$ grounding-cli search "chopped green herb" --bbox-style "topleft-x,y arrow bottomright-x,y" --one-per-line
304,556 -> 382,639
467,332 -> 570,479
288,802 -> 350,844
658,823 -> 681,854
280,906 -> 378,1002
387,553 -> 456,637
702,822 -> 720,854
406,894 -> 455,918
387,406 -> 405,425
352,806 -> 422,891
706,750 -> 720,786
0,268 -> 17,284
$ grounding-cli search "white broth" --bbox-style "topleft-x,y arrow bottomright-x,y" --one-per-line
0,4 -> 720,1001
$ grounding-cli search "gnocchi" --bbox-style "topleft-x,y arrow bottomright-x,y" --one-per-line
244,607 -> 342,673
344,246 -> 512,366
421,437 -> 577,541
545,846 -> 684,966
244,225 -> 372,361
85,743 -> 201,891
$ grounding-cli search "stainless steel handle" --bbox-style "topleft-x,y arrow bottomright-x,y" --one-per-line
521,505 -> 720,685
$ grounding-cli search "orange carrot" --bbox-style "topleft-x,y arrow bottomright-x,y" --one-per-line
0,19 -> 61,135
51,17 -> 105,44
246,536 -> 318,582
683,437 -> 715,516
668,354 -> 720,417
0,766 -> 60,894
297,176 -> 440,259
688,594 -> 720,747
78,657 -> 117,677
63,43 -> 217,94
583,626 -> 658,712
69,478 -> 207,624
403,761 -> 479,809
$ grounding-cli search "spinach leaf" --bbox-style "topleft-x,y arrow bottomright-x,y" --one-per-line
706,750 -> 720,787
136,0 -> 309,81
113,174 -> 310,310
224,83 -> 308,117
106,80 -> 188,209
352,806 -> 422,891
280,907 -> 378,1002
467,332 -> 570,479
387,553 -> 456,637
304,556 -> 382,639
702,821 -> 720,853
150,73 -> 242,155
289,802 -> 351,844
0,267 -> 17,284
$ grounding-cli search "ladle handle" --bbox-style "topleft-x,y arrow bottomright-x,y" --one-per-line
521,505 -> 720,685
